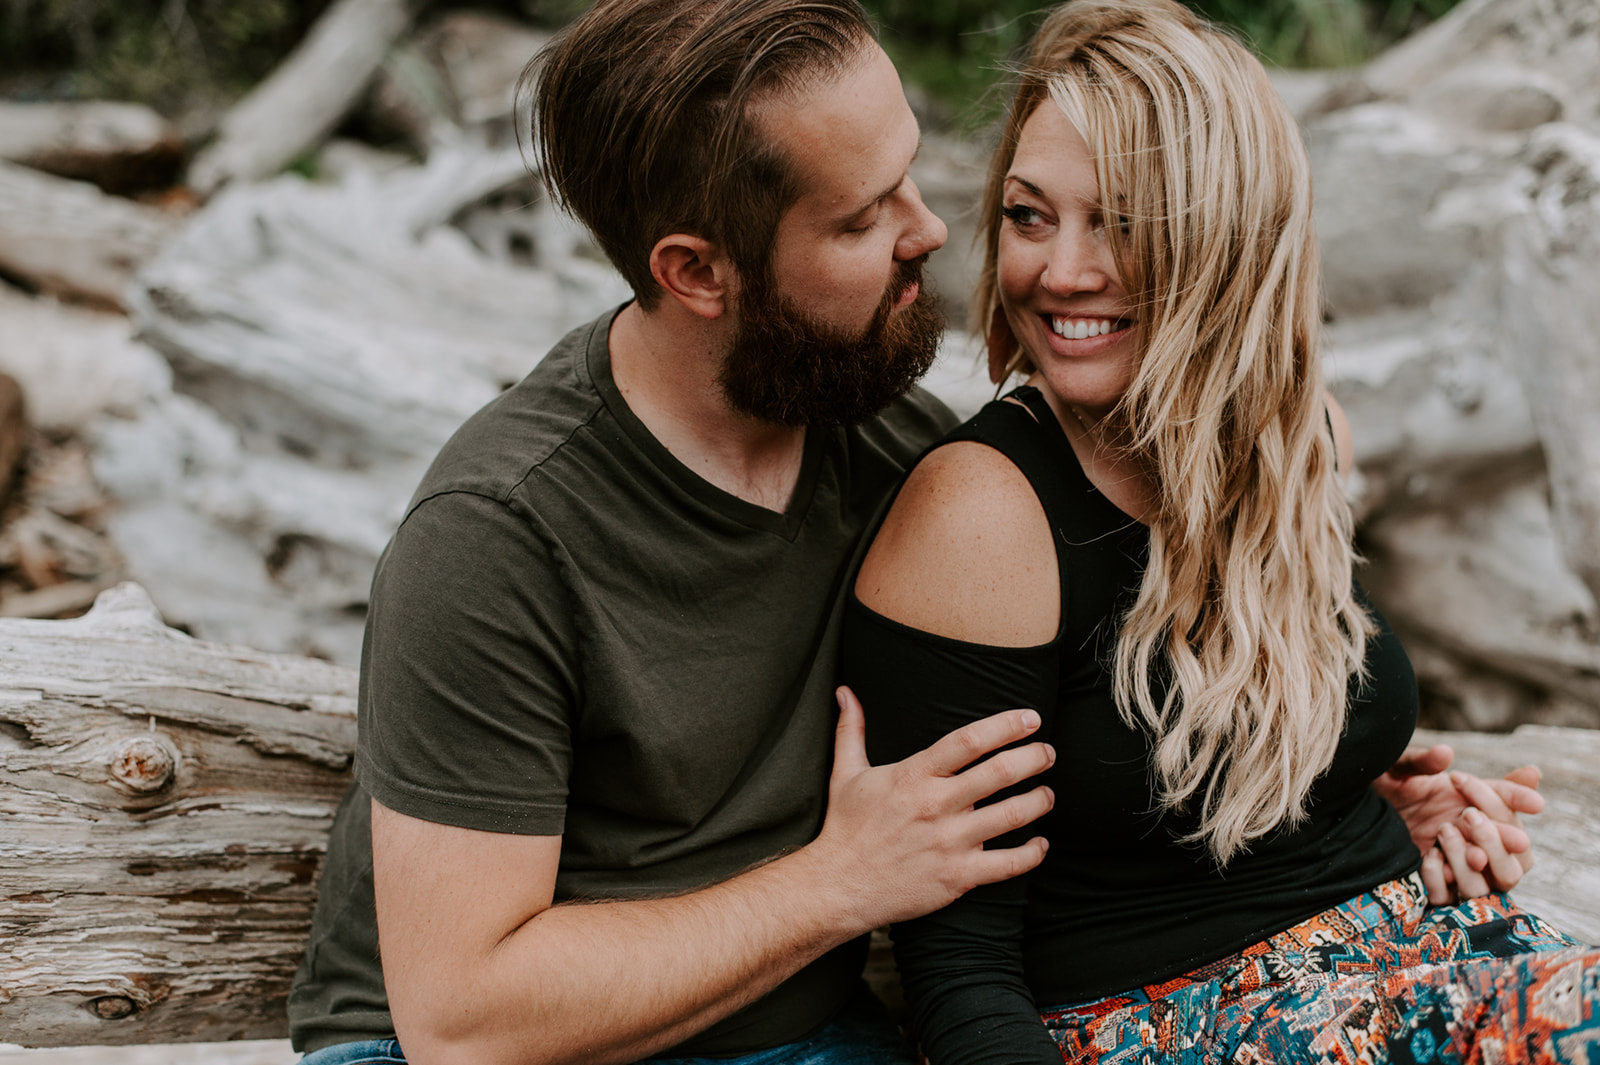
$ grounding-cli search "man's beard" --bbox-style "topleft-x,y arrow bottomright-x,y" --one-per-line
718,256 -> 945,428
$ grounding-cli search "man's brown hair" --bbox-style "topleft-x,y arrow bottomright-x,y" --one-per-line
527,0 -> 875,310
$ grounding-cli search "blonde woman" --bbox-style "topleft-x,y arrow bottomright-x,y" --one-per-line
840,1 -> 1598,1062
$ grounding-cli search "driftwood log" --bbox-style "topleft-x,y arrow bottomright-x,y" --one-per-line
0,584 -> 356,1047
188,0 -> 426,195
0,283 -> 170,434
0,584 -> 1595,1048
1502,125 -> 1600,609
1300,0 -> 1600,732
0,101 -> 182,196
0,161 -> 178,311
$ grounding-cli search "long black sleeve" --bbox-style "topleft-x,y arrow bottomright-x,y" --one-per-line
841,596 -> 1064,1065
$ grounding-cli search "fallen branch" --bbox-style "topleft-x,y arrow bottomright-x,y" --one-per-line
0,161 -> 178,310
188,0 -> 427,194
0,101 -> 182,195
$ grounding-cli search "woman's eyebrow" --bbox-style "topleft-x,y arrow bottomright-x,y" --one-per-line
1005,175 -> 1046,197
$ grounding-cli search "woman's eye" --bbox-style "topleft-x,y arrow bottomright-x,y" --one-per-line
1093,212 -> 1132,237
1001,204 -> 1042,228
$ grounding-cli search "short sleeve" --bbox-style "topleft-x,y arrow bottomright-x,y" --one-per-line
355,490 -> 580,835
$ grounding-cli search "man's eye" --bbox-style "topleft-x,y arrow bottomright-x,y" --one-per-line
845,205 -> 882,234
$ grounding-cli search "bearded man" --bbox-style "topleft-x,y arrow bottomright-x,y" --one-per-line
287,2 -> 1056,1063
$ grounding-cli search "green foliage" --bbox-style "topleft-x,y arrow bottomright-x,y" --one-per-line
0,0 -> 1466,130
0,0 -> 331,112
516,0 -> 592,29
861,0 -> 1466,125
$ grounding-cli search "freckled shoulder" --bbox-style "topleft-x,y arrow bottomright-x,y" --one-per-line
854,439 -> 1058,648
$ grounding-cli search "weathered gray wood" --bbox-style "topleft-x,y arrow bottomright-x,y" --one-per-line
1363,0 -> 1600,128
0,284 -> 171,433
0,162 -> 178,310
367,11 -> 547,150
0,584 -> 356,1048
0,102 -> 182,195
1415,725 -> 1600,946
188,0 -> 425,194
1300,0 -> 1600,730
1501,124 -> 1600,609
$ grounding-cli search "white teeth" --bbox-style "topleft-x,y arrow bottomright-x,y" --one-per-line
1051,316 -> 1118,339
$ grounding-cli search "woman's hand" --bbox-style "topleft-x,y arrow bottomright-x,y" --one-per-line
1373,746 -> 1542,903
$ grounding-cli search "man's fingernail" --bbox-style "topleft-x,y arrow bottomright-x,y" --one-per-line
1020,709 -> 1041,730
1463,807 -> 1484,826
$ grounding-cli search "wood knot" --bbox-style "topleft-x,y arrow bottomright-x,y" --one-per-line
89,995 -> 138,1019
109,735 -> 177,792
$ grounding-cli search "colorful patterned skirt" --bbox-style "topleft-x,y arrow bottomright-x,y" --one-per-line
1040,874 -> 1599,1064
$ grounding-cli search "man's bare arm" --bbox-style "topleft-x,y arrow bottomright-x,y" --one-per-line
376,693 -> 1055,1065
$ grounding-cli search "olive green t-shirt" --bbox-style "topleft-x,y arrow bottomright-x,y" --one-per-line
288,307 -> 957,1055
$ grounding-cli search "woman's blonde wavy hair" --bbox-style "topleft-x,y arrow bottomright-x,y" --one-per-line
973,0 -> 1373,864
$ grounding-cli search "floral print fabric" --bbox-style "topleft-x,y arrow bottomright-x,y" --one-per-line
1041,875 -> 1599,1064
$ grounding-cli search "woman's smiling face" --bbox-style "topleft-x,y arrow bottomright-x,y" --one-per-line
997,101 -> 1140,418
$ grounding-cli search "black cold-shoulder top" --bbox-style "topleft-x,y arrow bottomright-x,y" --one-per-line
840,387 -> 1421,1065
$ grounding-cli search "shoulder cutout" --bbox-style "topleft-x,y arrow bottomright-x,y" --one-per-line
854,440 -> 1058,647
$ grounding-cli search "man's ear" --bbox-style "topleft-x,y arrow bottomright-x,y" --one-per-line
649,234 -> 732,320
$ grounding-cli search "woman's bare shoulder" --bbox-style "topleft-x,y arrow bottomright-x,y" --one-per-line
854,439 -> 1058,647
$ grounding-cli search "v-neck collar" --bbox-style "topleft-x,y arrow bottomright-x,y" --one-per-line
584,306 -> 826,539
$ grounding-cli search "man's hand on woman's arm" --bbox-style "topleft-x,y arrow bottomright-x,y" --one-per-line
374,693 -> 1054,1065
1374,745 -> 1542,904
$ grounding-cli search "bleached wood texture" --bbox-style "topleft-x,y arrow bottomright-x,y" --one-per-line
0,284 -> 170,433
0,101 -> 181,194
188,0 -> 424,194
0,162 -> 177,310
0,584 -> 356,1047
1501,124 -> 1600,609
1303,0 -> 1600,730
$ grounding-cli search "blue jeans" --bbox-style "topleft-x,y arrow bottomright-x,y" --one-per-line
299,1039 -> 406,1064
298,998 -> 914,1065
